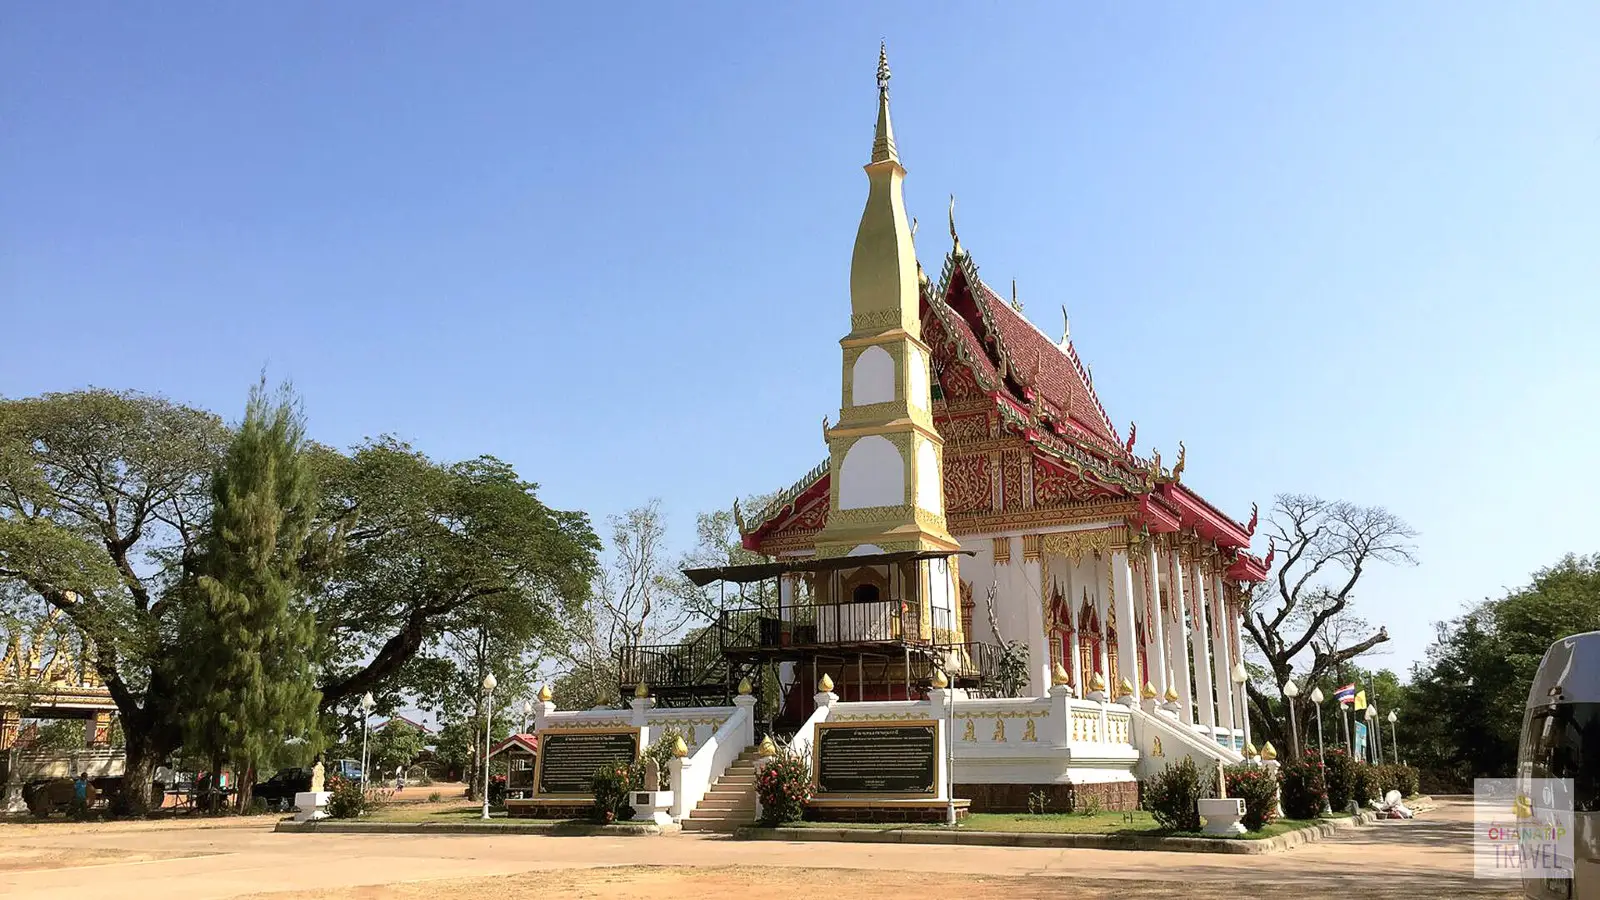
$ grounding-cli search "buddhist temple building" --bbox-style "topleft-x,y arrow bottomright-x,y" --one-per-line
625,48 -> 1267,754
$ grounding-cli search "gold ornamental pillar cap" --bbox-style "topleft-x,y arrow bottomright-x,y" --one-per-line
819,673 -> 834,693
757,734 -> 777,758
930,668 -> 949,689
1088,671 -> 1106,693
1050,662 -> 1071,686
672,735 -> 689,758
737,677 -> 752,696
1163,685 -> 1179,703
1141,682 -> 1158,700
537,684 -> 552,703
634,682 -> 650,699
1260,741 -> 1277,761
1117,677 -> 1135,698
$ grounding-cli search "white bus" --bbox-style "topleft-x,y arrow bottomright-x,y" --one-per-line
1519,630 -> 1600,900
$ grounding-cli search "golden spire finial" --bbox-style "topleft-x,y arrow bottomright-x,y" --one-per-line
869,42 -> 899,164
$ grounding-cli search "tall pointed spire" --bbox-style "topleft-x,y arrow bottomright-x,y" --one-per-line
871,41 -> 899,164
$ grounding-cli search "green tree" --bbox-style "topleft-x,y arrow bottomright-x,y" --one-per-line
172,383 -> 324,809
367,720 -> 427,774
309,438 -> 599,719
0,389 -> 229,813
1403,553 -> 1600,788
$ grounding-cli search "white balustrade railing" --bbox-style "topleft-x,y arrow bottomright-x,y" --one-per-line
669,695 -> 755,820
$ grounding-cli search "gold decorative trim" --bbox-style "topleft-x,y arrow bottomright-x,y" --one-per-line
1041,527 -> 1119,564
950,502 -> 1138,536
1022,534 -> 1041,561
991,536 -> 1011,564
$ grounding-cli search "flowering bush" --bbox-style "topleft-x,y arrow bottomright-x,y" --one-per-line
1278,756 -> 1328,820
755,746 -> 812,826
1322,748 -> 1370,811
488,774 -> 507,809
326,775 -> 367,819
589,762 -> 641,824
1224,764 -> 1279,831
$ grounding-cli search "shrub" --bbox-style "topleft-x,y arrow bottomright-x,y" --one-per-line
647,725 -> 687,775
326,776 -> 367,819
1371,764 -> 1420,799
1142,757 -> 1206,832
1278,756 -> 1328,820
1322,748 -> 1360,812
427,791 -> 442,803
488,774 -> 507,810
1224,764 -> 1278,831
590,762 -> 640,824
755,745 -> 812,826
1351,762 -> 1377,806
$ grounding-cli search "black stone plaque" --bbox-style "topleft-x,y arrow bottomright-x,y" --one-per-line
536,729 -> 639,795
816,722 -> 937,795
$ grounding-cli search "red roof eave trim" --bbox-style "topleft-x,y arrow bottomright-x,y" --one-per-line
1163,483 -> 1252,549
744,474 -> 829,551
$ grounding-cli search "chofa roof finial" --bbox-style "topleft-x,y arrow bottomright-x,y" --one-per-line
1011,279 -> 1023,313
949,194 -> 964,257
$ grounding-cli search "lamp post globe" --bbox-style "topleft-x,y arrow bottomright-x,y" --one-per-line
359,692 -> 376,789
522,699 -> 535,734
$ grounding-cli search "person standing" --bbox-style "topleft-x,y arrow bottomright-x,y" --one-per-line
153,762 -> 175,810
71,772 -> 89,820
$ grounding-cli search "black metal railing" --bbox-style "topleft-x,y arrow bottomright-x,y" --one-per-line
615,633 -> 724,698
720,600 -> 926,651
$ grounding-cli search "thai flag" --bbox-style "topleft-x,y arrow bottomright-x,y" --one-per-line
1335,684 -> 1357,705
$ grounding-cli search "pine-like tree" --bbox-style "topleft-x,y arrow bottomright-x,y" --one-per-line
175,381 -> 322,808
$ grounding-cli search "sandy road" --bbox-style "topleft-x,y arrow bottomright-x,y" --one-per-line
0,798 -> 1514,899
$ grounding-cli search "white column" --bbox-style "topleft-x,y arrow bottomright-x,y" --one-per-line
1167,550 -> 1194,725
1233,594 -> 1252,749
1092,557 -> 1109,684
1144,544 -> 1169,696
1209,568 -> 1236,744
1189,557 -> 1216,731
1111,549 -> 1138,698
1019,539 -> 1049,696
1067,559 -> 1084,693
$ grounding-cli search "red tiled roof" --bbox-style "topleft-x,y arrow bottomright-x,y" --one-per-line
962,275 -> 1123,454
489,733 -> 538,757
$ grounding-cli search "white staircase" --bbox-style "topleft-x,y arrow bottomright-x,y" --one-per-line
680,746 -> 759,833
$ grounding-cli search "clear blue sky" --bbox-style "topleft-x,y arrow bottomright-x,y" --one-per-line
3,3 -> 1597,676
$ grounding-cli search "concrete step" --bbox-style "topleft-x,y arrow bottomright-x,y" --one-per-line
682,818 -> 751,833
699,796 -> 755,810
689,807 -> 754,820
715,775 -> 755,786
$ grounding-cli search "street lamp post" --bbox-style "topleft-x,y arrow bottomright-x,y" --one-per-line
1282,679 -> 1301,759
359,692 -> 376,790
1387,709 -> 1399,766
522,699 -> 534,735
1230,662 -> 1249,752
1364,705 -> 1379,765
1309,686 -> 1330,814
481,672 -> 497,820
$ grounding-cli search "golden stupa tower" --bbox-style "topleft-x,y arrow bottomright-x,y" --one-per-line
814,46 -> 958,560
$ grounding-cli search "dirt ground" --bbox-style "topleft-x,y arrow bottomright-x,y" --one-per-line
0,797 -> 1518,900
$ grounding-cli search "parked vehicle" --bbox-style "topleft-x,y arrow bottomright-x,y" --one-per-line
252,767 -> 311,810
1518,630 -> 1600,900
331,758 -> 363,782
21,776 -> 120,817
